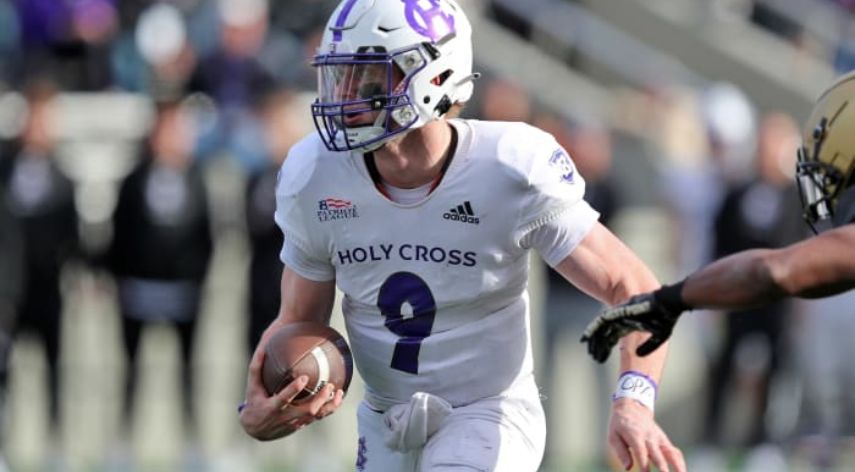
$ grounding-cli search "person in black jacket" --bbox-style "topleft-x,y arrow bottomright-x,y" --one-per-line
0,180 -> 23,468
109,99 -> 213,434
245,159 -> 282,356
244,89 -> 303,357
702,112 -> 804,447
2,79 -> 78,433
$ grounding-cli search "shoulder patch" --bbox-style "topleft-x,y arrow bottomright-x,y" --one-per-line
548,147 -> 576,185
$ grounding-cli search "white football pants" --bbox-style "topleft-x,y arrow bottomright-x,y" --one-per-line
354,378 -> 545,472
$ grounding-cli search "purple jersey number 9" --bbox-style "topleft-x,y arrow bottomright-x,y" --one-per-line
377,272 -> 436,374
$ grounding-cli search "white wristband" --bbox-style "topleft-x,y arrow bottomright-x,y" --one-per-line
612,371 -> 658,412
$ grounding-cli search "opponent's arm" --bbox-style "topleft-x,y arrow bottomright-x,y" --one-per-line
582,224 -> 855,367
240,267 -> 342,441
681,224 -> 855,307
555,222 -> 685,472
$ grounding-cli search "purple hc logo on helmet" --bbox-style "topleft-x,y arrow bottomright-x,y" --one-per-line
403,0 -> 456,42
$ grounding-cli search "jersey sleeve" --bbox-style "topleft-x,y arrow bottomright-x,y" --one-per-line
280,237 -> 335,281
273,140 -> 336,282
521,200 -> 600,266
500,125 -> 595,246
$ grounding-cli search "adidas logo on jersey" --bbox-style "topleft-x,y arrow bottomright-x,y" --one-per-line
443,201 -> 480,225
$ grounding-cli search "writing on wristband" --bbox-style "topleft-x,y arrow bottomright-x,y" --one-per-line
612,370 -> 657,412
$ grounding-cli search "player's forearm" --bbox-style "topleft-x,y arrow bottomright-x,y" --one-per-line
615,264 -> 667,400
618,331 -> 667,383
616,270 -> 668,383
681,249 -> 788,309
276,268 -> 336,325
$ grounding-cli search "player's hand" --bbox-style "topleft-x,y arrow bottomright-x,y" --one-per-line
580,291 -> 684,363
608,398 -> 685,472
240,348 -> 345,441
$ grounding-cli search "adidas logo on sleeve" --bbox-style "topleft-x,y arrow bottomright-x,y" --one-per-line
443,201 -> 480,225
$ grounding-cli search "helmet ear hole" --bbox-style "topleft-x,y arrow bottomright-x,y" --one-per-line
434,95 -> 452,116
431,70 -> 453,86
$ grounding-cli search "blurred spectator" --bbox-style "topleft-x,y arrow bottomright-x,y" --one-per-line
0,0 -> 20,87
535,112 -> 621,470
190,0 -> 275,108
189,0 -> 305,173
479,77 -> 532,122
0,78 -> 79,435
14,0 -> 118,90
115,0 -> 203,33
112,2 -> 198,99
654,85 -> 725,279
244,89 -> 307,356
269,0 -> 338,41
833,21 -> 855,74
654,82 -> 757,288
263,0 -> 324,90
0,180 -> 23,472
701,82 -> 757,187
795,290 -> 855,468
107,100 -> 213,438
703,112 -> 804,448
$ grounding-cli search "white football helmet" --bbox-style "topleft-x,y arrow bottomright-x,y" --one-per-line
311,0 -> 475,151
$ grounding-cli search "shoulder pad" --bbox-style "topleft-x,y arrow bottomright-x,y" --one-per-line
492,122 -> 563,186
276,134 -> 325,198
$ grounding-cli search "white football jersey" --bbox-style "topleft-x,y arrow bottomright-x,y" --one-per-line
275,119 -> 598,411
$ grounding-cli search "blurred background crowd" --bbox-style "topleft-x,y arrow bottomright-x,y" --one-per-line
0,0 -> 854,471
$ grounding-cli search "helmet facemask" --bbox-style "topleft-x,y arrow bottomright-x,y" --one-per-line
312,47 -> 427,152
796,118 -> 844,233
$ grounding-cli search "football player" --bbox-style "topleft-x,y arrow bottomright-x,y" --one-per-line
239,0 -> 685,471
581,71 -> 855,366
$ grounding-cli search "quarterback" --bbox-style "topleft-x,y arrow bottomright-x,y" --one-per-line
582,71 -> 855,365
239,0 -> 685,471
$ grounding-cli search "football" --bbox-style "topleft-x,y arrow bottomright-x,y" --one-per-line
262,322 -> 354,403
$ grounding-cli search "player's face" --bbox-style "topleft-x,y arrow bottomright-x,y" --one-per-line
318,62 -> 404,127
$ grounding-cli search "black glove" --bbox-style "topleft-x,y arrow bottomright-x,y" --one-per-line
580,282 -> 689,363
